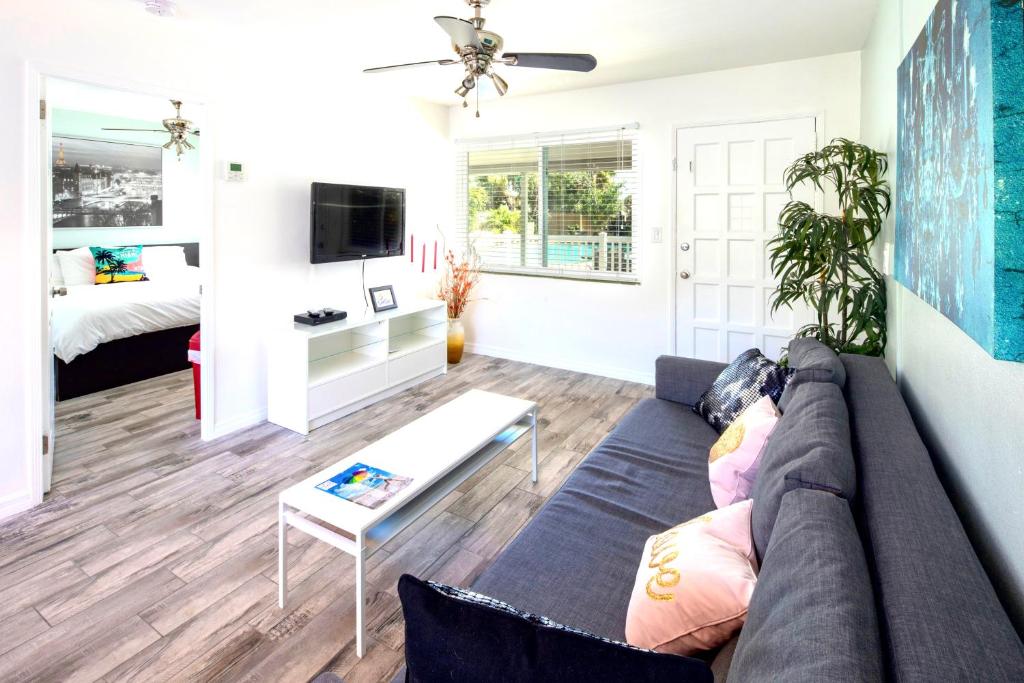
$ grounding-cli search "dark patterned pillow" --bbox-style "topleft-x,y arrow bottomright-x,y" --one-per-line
398,574 -> 712,682
693,349 -> 795,433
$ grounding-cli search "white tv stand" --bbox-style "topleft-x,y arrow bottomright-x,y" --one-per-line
267,300 -> 448,435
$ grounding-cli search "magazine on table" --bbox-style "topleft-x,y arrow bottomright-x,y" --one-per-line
315,463 -> 412,509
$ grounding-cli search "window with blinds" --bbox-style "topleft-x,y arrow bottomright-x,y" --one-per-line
455,124 -> 640,283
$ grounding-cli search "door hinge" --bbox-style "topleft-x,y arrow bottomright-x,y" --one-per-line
39,99 -> 46,120
689,160 -> 694,173
42,434 -> 49,455
672,158 -> 678,172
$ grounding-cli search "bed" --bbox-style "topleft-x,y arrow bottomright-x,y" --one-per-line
52,242 -> 200,400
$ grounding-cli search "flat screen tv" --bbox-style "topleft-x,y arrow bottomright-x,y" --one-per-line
310,182 -> 405,263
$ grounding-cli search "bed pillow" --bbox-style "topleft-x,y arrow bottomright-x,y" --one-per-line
56,247 -> 96,286
708,395 -> 780,508
142,245 -> 188,281
90,246 -> 147,284
49,253 -> 65,287
693,349 -> 795,433
398,575 -> 713,683
625,500 -> 757,655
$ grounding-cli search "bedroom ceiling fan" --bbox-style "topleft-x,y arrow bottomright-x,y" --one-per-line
363,0 -> 597,117
101,99 -> 200,159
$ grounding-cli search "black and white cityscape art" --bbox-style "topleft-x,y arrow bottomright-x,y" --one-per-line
52,136 -> 163,228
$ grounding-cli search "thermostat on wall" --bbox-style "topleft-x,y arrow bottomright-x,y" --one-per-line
223,161 -> 246,182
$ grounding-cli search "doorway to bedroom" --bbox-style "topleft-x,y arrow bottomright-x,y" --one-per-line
41,77 -> 210,498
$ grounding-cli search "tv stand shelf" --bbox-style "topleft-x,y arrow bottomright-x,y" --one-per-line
268,300 -> 447,435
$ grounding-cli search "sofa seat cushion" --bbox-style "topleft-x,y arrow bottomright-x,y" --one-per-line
472,398 -> 719,642
729,488 -> 882,682
750,380 -> 855,561
399,575 -> 713,683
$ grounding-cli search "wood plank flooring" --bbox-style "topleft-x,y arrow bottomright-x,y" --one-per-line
0,354 -> 652,682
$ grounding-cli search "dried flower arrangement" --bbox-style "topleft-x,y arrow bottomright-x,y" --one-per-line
438,249 -> 480,320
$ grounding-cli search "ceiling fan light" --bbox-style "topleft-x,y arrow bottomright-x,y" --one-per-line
455,84 -> 471,98
489,72 -> 508,96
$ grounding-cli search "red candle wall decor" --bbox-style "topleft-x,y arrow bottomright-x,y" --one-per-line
410,234 -> 414,262
421,243 -> 426,273
433,241 -> 438,270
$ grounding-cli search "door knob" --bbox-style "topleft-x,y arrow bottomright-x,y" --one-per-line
51,286 -> 68,297
680,242 -> 690,252
679,271 -> 691,280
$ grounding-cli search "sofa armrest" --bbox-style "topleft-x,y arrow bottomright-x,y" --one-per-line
655,355 -> 727,406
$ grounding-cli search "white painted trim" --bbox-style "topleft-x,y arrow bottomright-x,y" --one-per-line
0,491 -> 36,523
210,408 -> 267,441
668,111 -> 824,359
464,343 -> 655,386
22,63 -> 218,515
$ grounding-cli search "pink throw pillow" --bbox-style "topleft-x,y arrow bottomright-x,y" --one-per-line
625,500 -> 757,655
708,395 -> 780,508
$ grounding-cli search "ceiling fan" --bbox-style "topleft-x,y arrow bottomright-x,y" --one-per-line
363,0 -> 597,117
101,99 -> 200,159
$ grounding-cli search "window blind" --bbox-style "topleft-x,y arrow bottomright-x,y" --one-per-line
455,124 -> 640,283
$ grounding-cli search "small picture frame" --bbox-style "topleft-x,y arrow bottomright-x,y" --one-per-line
369,285 -> 397,312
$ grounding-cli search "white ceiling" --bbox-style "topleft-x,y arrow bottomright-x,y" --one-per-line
181,0 -> 880,104
36,0 -> 880,106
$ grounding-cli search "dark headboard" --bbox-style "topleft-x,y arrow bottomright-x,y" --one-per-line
54,242 -> 199,267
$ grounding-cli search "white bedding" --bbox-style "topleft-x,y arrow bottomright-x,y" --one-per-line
52,271 -> 200,363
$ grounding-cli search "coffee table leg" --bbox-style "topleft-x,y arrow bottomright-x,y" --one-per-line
356,532 -> 365,658
278,501 -> 287,609
531,408 -> 539,483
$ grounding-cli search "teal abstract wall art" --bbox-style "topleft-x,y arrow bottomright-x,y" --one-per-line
896,0 -> 1024,362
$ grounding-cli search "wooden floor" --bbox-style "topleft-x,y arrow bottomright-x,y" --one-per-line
0,354 -> 652,683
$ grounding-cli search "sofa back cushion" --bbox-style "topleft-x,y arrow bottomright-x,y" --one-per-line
750,380 -> 855,561
729,488 -> 882,682
398,574 -> 713,683
841,354 -> 1024,679
787,337 -> 846,388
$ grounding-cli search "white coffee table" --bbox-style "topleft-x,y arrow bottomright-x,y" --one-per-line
277,388 -> 538,657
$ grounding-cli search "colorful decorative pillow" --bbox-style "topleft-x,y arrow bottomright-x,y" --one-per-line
90,246 -> 147,284
709,395 -> 781,508
625,500 -> 758,655
693,349 -> 795,433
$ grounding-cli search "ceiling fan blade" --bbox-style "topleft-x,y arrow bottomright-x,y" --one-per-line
363,59 -> 459,73
190,130 -> 200,136
100,128 -> 168,132
434,16 -> 481,49
503,53 -> 597,72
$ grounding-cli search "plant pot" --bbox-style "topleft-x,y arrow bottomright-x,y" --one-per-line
447,318 -> 465,364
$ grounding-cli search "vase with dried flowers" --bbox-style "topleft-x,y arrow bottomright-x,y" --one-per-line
438,249 -> 480,364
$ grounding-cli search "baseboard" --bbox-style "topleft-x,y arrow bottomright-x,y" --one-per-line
210,407 -> 268,441
464,342 -> 655,385
0,490 -> 36,523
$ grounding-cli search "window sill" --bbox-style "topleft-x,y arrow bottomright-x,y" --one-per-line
479,266 -> 641,285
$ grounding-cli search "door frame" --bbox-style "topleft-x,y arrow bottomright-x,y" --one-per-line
668,112 -> 825,357
22,61 -> 218,508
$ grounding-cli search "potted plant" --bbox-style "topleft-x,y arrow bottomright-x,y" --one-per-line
438,249 -> 480,364
769,138 -> 891,357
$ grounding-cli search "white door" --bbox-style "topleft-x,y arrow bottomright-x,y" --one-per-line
675,117 -> 818,363
41,90 -> 58,493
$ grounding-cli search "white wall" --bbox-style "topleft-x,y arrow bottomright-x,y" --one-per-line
0,2 -> 452,518
861,0 -> 1024,632
449,52 -> 862,384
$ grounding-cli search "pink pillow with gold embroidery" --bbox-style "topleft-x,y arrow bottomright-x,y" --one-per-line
708,395 -> 779,508
625,500 -> 757,655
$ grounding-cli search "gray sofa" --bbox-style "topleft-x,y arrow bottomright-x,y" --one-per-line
452,350 -> 1024,680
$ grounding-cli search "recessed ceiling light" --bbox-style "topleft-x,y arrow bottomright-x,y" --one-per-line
142,0 -> 176,17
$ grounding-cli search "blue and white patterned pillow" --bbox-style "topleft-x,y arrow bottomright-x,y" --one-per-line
694,349 -> 795,434
426,580 -> 652,652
